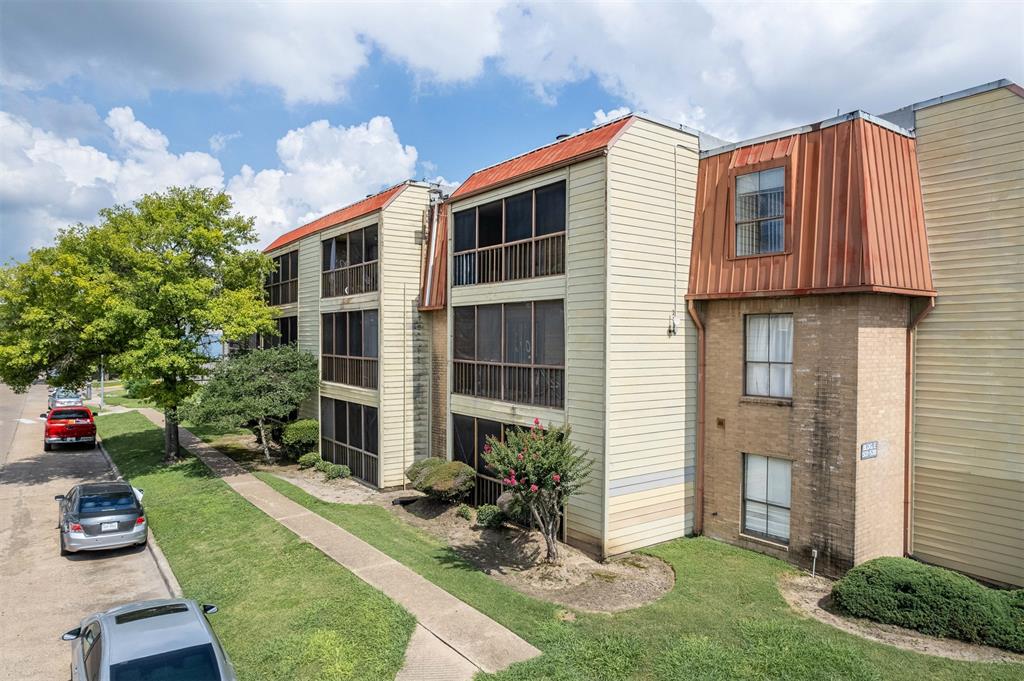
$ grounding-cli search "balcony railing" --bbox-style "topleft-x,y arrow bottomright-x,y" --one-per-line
266,280 -> 298,306
322,438 -> 378,487
453,233 -> 565,287
322,356 -> 378,390
322,261 -> 378,298
453,360 -> 564,408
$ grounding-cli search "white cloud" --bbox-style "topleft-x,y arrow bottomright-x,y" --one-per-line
6,2 -> 1015,139
592,107 -> 631,126
1,110 -> 418,260
209,131 -> 242,154
228,116 -> 418,244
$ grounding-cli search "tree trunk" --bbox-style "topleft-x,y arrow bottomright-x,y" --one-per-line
163,406 -> 179,463
532,503 -> 560,564
257,418 -> 272,463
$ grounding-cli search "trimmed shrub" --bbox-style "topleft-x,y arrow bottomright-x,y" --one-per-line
421,461 -> 475,502
322,463 -> 350,480
282,419 -> 320,459
832,557 -> 1024,652
297,452 -> 321,469
405,457 -> 443,489
314,458 -> 330,473
476,504 -> 505,529
456,504 -> 473,521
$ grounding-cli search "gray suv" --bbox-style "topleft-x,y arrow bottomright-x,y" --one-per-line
62,598 -> 237,680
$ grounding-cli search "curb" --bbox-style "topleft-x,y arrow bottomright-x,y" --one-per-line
97,436 -> 183,598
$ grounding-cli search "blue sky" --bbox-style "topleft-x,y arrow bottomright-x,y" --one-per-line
2,1 -> 1020,263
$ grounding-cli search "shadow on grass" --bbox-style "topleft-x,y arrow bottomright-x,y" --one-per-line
99,419 -> 214,483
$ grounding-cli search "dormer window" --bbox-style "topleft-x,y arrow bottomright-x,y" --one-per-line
736,167 -> 784,256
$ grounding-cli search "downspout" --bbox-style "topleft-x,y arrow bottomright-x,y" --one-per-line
687,299 -> 706,535
903,296 -> 935,556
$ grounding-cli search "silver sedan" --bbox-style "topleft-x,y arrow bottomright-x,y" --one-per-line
63,598 -> 237,680
55,482 -> 148,554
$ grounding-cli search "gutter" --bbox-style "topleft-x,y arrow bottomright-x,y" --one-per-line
903,296 -> 935,556
686,300 -> 706,535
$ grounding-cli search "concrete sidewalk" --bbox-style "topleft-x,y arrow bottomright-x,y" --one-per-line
138,408 -> 539,679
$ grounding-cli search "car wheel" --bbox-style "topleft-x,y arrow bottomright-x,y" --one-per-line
59,533 -> 69,556
43,442 -> 52,452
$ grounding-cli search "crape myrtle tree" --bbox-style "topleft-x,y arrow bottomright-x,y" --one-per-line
180,345 -> 319,462
0,187 -> 274,462
483,419 -> 592,563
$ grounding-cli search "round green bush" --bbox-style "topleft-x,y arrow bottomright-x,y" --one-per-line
314,458 -> 330,473
476,504 -> 505,529
322,463 -> 350,480
420,461 -> 475,502
832,557 -> 1024,652
455,503 -> 473,521
297,452 -> 321,469
405,457 -> 443,490
282,419 -> 320,459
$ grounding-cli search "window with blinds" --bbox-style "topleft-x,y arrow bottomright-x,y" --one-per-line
745,313 -> 793,398
743,453 -> 792,544
736,167 -> 784,256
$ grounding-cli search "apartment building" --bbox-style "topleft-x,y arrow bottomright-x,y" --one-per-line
687,113 -> 936,577
259,79 -> 1020,584
263,181 -> 432,488
419,115 -> 713,557
882,80 -> 1024,587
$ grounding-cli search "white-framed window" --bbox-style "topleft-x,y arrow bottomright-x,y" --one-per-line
745,313 -> 793,398
736,167 -> 784,256
743,453 -> 792,544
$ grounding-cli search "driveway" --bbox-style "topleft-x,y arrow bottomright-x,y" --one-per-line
0,385 -> 176,680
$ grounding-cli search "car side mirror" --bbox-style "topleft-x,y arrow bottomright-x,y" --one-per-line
54,494 -> 65,501
61,628 -> 81,641
201,604 -> 218,615
40,413 -> 48,419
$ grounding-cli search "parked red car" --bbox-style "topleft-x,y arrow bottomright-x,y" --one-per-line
42,407 -> 97,451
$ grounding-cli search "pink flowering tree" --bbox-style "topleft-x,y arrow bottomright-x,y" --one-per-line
482,419 -> 592,563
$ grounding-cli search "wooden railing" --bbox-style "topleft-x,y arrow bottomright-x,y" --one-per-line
453,361 -> 564,408
266,280 -> 298,306
321,439 -> 378,487
322,261 -> 378,297
453,233 -> 565,287
322,356 -> 378,390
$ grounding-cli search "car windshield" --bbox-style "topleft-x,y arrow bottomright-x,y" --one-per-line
52,409 -> 90,420
78,491 -> 138,516
110,643 -> 220,681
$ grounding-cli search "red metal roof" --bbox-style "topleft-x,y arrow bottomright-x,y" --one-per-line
418,201 -> 448,311
688,117 -> 934,299
264,183 -> 408,253
449,117 -> 634,201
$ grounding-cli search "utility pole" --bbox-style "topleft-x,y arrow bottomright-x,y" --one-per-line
100,355 -> 105,410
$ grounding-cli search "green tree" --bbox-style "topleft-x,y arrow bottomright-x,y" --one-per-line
180,345 -> 319,462
0,186 -> 274,462
483,419 -> 592,563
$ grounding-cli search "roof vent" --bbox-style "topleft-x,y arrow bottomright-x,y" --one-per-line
555,134 -> 570,141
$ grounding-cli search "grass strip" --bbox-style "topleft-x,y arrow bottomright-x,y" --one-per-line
256,471 -> 1023,681
97,411 -> 414,681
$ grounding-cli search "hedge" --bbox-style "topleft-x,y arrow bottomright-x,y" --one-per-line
282,419 -> 320,459
405,458 -> 474,502
831,557 -> 1024,652
297,452 -> 321,469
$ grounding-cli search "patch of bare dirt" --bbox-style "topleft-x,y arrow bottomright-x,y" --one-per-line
779,573 -> 1024,664
374,491 -> 674,613
271,466 -> 376,504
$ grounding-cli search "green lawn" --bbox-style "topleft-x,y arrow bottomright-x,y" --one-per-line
100,389 -> 152,409
96,412 -> 414,681
256,472 -> 1022,681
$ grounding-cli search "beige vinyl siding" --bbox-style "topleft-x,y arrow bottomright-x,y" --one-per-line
564,157 -> 608,552
604,118 -> 699,554
446,162 -> 608,551
912,85 -> 1024,587
379,184 -> 431,488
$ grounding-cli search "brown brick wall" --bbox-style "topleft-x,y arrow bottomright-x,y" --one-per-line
701,294 -> 909,577
427,308 -> 448,459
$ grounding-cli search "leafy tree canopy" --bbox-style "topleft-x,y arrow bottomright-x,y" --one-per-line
0,186 -> 275,460
180,345 -> 319,461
